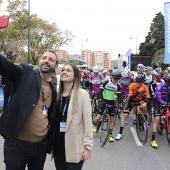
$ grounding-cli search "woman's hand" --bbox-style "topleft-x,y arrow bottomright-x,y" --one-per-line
81,149 -> 91,162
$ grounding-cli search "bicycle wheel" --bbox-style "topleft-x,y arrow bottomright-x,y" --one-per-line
157,119 -> 163,135
166,116 -> 170,145
100,114 -> 110,147
136,113 -> 148,144
92,100 -> 97,124
114,112 -> 118,125
148,113 -> 152,125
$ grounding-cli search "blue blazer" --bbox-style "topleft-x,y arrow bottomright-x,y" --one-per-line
0,54 -> 57,137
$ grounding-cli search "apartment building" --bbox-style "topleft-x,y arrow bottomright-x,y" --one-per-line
57,49 -> 112,70
81,50 -> 111,70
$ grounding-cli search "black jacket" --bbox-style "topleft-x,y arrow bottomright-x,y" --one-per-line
0,54 -> 57,137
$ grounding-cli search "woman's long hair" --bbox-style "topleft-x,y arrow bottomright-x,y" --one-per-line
57,63 -> 81,113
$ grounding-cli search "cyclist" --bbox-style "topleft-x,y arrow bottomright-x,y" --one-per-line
152,70 -> 158,81
115,74 -> 150,140
133,64 -> 145,80
132,64 -> 145,124
118,69 -> 134,123
101,70 -> 110,82
151,74 -> 170,148
81,70 -> 90,90
89,69 -> 103,103
144,66 -> 157,125
93,70 -> 121,142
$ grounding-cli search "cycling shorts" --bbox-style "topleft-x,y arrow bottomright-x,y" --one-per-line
98,99 -> 115,116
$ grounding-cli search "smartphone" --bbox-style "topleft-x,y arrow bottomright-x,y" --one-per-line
0,15 -> 10,29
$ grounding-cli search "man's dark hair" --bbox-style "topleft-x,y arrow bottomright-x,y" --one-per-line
46,49 -> 58,64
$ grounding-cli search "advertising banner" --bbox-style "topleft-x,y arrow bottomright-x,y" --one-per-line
164,2 -> 170,64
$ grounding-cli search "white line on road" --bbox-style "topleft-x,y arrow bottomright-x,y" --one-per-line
130,127 -> 143,146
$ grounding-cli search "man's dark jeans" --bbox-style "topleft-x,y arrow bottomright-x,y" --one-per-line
4,137 -> 47,170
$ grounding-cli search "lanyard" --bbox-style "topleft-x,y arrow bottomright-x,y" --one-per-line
41,82 -> 50,103
60,95 -> 70,121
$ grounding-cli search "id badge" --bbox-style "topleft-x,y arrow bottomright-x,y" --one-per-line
60,122 -> 66,132
42,104 -> 47,115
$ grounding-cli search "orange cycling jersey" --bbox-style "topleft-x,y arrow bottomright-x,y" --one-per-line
128,83 -> 150,101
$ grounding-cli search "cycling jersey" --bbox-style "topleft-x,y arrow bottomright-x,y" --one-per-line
154,82 -> 170,105
129,83 -> 150,101
98,79 -> 121,116
81,74 -> 90,89
153,83 -> 170,116
89,73 -> 103,99
123,83 -> 150,114
81,74 -> 90,80
102,75 -> 110,82
118,75 -> 133,99
102,80 -> 120,100
144,74 -> 157,96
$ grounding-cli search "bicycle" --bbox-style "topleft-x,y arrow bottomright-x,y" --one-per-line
114,92 -> 122,125
114,105 -> 121,125
92,92 -> 99,124
133,101 -> 148,144
95,103 -> 114,147
157,104 -> 170,145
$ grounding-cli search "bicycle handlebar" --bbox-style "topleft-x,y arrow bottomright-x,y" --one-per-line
132,101 -> 143,106
161,105 -> 170,109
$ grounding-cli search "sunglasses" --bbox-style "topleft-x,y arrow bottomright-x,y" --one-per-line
136,81 -> 142,84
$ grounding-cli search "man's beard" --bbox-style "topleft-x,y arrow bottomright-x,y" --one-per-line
40,67 -> 55,74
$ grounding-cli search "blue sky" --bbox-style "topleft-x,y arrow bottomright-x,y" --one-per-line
0,0 -> 168,59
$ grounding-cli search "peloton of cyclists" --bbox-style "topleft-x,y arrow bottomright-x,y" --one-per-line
116,74 -> 151,140
93,70 -> 121,142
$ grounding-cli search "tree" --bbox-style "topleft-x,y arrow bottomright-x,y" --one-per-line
139,12 -> 164,56
152,48 -> 170,71
0,0 -> 74,64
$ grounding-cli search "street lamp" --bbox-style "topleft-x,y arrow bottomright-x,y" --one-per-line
130,37 -> 137,54
28,0 -> 30,64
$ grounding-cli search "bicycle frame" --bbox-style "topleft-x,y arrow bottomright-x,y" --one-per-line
158,104 -> 170,145
99,103 -> 113,147
133,101 -> 148,144
160,105 -> 170,132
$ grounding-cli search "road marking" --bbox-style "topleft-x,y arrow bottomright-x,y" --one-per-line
130,127 -> 143,146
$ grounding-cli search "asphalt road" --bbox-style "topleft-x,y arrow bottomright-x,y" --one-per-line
0,109 -> 170,170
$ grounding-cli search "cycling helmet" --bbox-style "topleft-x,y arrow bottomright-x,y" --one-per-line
165,67 -> 170,73
135,74 -> 145,83
144,66 -> 153,71
111,70 -> 121,79
99,68 -> 103,72
136,64 -> 144,72
152,70 -> 158,77
121,69 -> 131,78
101,70 -> 108,75
163,74 -> 170,82
93,69 -> 99,74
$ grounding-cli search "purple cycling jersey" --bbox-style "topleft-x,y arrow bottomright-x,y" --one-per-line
119,75 -> 133,98
154,82 -> 170,105
89,73 -> 102,98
